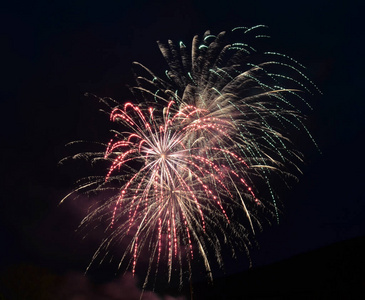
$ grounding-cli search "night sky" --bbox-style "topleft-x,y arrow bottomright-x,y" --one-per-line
1,0 -> 364,298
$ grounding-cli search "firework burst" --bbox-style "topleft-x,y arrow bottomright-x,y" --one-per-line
61,25 -> 319,288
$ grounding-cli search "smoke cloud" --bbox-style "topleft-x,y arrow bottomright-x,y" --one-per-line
55,271 -> 186,300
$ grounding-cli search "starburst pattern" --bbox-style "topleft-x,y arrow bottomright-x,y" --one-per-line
61,25 -> 319,288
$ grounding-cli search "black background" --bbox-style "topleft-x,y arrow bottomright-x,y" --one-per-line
1,0 -> 364,298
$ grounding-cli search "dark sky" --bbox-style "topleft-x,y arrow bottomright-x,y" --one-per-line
1,0 -> 364,294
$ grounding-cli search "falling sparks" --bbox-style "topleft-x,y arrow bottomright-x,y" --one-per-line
61,25 -> 319,288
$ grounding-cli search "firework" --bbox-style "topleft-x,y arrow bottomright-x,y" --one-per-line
61,25 -> 319,288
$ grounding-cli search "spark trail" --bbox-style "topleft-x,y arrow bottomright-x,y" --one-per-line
61,25 -> 319,288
